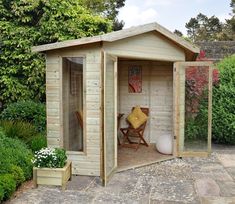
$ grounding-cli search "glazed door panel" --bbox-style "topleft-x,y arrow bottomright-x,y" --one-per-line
174,62 -> 212,157
102,52 -> 117,186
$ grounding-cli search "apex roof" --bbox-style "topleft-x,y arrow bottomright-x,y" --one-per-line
32,22 -> 200,54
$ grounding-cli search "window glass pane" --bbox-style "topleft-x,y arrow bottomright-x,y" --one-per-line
62,57 -> 83,151
184,66 -> 209,152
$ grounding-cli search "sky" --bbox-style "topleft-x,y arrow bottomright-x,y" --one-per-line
118,0 -> 232,35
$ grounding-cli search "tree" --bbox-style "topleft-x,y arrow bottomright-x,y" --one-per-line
231,0 -> 235,13
79,0 -> 125,30
0,0 -> 112,106
185,13 -> 222,42
225,0 -> 235,39
185,17 -> 199,42
185,0 -> 235,42
173,29 -> 183,37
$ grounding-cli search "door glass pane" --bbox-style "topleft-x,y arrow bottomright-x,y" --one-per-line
104,56 -> 116,177
184,66 -> 209,151
62,57 -> 83,151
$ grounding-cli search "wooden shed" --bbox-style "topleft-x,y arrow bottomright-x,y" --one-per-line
32,22 -> 213,185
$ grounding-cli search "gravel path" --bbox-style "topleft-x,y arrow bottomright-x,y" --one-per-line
7,145 -> 235,204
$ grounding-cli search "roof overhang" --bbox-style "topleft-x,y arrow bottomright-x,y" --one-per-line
32,22 -> 200,59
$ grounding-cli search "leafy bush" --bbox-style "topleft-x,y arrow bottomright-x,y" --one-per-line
185,118 -> 199,141
0,1 -> 112,105
0,185 -> 4,201
33,148 -> 67,168
9,165 -> 25,186
185,98 -> 208,142
0,120 -> 38,145
0,174 -> 16,201
212,55 -> 235,144
0,130 -> 33,180
30,134 -> 47,153
0,100 -> 46,132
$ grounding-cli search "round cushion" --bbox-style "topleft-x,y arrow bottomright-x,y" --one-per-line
156,134 -> 173,155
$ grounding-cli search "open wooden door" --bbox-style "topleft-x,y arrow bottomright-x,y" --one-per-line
174,61 -> 213,157
101,52 -> 117,186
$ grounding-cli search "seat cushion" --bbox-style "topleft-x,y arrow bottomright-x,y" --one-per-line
127,106 -> 148,129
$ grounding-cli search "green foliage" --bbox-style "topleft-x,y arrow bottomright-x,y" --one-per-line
186,13 -> 223,42
0,100 -> 46,132
185,96 -> 208,142
79,0 -> 125,30
0,185 -> 4,201
9,165 -> 25,186
0,0 -> 112,106
0,130 -> 33,180
174,29 -> 183,37
30,134 -> 47,153
185,118 -> 199,141
33,147 -> 67,168
212,56 -> 235,144
0,174 -> 16,201
185,12 -> 235,41
0,120 -> 38,145
54,148 -> 67,168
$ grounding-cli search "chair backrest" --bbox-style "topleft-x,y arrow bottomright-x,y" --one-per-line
132,107 -> 149,117
75,111 -> 83,129
130,107 -> 149,129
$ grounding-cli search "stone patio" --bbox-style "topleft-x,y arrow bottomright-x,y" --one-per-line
7,145 -> 235,204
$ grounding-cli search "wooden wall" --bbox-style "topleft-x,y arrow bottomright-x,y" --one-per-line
103,31 -> 185,61
46,45 -> 102,176
118,60 -> 173,144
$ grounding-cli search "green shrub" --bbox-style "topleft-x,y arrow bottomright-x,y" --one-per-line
0,130 -> 33,180
30,134 -> 47,152
185,92 -> 209,142
0,120 -> 38,145
54,148 -> 67,168
0,185 -> 4,202
9,165 -> 25,186
0,174 -> 16,201
212,56 -> 235,144
0,100 -> 46,132
185,118 -> 199,141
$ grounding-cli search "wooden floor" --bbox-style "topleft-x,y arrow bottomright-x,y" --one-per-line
117,143 -> 174,172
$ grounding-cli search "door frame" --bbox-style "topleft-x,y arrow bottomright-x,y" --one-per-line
173,61 -> 213,157
101,51 -> 118,186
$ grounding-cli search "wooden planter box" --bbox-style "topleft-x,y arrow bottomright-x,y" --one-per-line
33,161 -> 72,190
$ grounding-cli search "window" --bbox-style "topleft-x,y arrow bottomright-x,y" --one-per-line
62,57 -> 84,152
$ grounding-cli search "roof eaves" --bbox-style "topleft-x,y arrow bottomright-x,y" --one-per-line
32,36 -> 102,52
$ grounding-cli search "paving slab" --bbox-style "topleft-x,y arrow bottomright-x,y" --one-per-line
217,180 -> 235,197
67,175 -> 96,191
217,154 -> 235,167
150,179 -> 198,203
195,178 -> 220,197
192,170 -> 233,181
151,200 -> 198,204
201,196 -> 235,204
226,167 -> 235,180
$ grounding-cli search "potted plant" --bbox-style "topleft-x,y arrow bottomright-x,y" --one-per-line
32,147 -> 72,190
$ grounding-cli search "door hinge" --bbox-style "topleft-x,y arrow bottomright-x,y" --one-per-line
174,67 -> 176,72
174,135 -> 176,139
